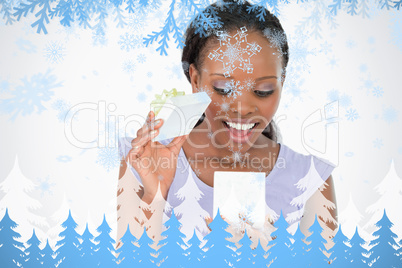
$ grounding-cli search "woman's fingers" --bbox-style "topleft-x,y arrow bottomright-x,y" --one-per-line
168,134 -> 189,155
137,115 -> 163,137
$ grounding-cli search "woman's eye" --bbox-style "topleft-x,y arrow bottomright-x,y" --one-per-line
254,90 -> 274,97
213,86 -> 231,95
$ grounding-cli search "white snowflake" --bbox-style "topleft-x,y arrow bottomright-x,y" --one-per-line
56,155 -> 72,163
225,144 -> 250,168
215,98 -> 233,117
208,26 -> 261,77
243,78 -> 255,91
345,108 -> 359,121
128,13 -> 147,33
196,85 -> 213,97
51,98 -> 74,122
373,138 -> 383,149
137,92 -> 147,103
44,41 -> 66,64
372,86 -> 383,98
36,176 -> 55,197
137,53 -> 146,63
122,59 -> 136,74
96,146 -> 120,172
382,106 -> 398,124
263,28 -> 286,56
224,80 -> 244,100
0,71 -> 62,121
207,131 -> 213,139
118,33 -> 144,52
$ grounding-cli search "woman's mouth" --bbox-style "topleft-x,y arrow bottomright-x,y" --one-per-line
222,120 -> 259,143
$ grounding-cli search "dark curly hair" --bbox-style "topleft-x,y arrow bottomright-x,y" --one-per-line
181,0 -> 288,142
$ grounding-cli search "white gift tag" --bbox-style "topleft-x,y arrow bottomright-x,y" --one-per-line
151,92 -> 211,142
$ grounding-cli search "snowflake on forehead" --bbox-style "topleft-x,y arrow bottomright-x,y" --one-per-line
243,78 -> 256,91
208,26 -> 262,77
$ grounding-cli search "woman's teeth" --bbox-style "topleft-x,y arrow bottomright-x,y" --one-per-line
225,121 -> 256,131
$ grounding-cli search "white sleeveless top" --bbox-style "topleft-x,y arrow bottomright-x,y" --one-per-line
118,136 -> 335,239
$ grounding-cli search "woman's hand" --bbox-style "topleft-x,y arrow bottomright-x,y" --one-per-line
125,110 -> 188,204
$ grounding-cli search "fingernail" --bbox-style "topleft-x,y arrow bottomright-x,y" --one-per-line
155,119 -> 161,125
133,145 -> 141,150
150,130 -> 157,136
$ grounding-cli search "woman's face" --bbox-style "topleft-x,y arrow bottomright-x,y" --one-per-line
189,29 -> 284,152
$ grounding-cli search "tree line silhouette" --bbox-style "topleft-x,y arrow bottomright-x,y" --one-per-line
0,208 -> 401,267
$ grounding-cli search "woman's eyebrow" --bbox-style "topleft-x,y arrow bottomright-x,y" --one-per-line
255,76 -> 278,82
210,73 -> 233,78
210,73 -> 278,82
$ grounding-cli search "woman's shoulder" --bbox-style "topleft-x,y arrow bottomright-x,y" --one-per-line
277,142 -> 336,182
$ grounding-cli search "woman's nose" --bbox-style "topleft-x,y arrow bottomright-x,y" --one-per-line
230,96 -> 257,117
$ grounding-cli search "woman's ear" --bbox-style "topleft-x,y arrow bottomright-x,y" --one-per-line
189,63 -> 200,94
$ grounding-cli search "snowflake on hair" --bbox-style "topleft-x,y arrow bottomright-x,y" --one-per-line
208,26 -> 262,77
263,28 -> 286,58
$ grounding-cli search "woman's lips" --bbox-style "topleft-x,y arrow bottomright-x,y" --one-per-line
222,121 -> 259,143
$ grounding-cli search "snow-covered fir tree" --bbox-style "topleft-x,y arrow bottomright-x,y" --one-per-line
0,155 -> 48,243
174,170 -> 210,241
0,208 -> 26,267
117,161 -> 144,244
364,159 -> 402,237
24,229 -> 42,267
368,209 -> 400,268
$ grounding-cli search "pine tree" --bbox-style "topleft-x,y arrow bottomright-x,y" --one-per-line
136,227 -> 157,267
338,193 -> 367,238
304,214 -> 328,267
329,225 -> 351,266
24,229 -> 42,267
253,238 -> 268,267
0,156 -> 48,242
93,214 -> 117,267
116,155 -> 144,242
266,211 -> 293,267
41,239 -> 56,267
364,159 -> 402,236
0,208 -> 25,267
202,209 -> 237,267
175,171 -> 210,241
368,209 -> 400,267
237,229 -> 254,267
54,210 -> 81,267
157,209 -> 187,267
80,223 -> 96,267
348,226 -> 369,267
185,229 -> 205,267
116,224 -> 138,267
288,223 -> 307,266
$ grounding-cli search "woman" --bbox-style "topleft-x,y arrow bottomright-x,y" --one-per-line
117,0 -> 337,252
